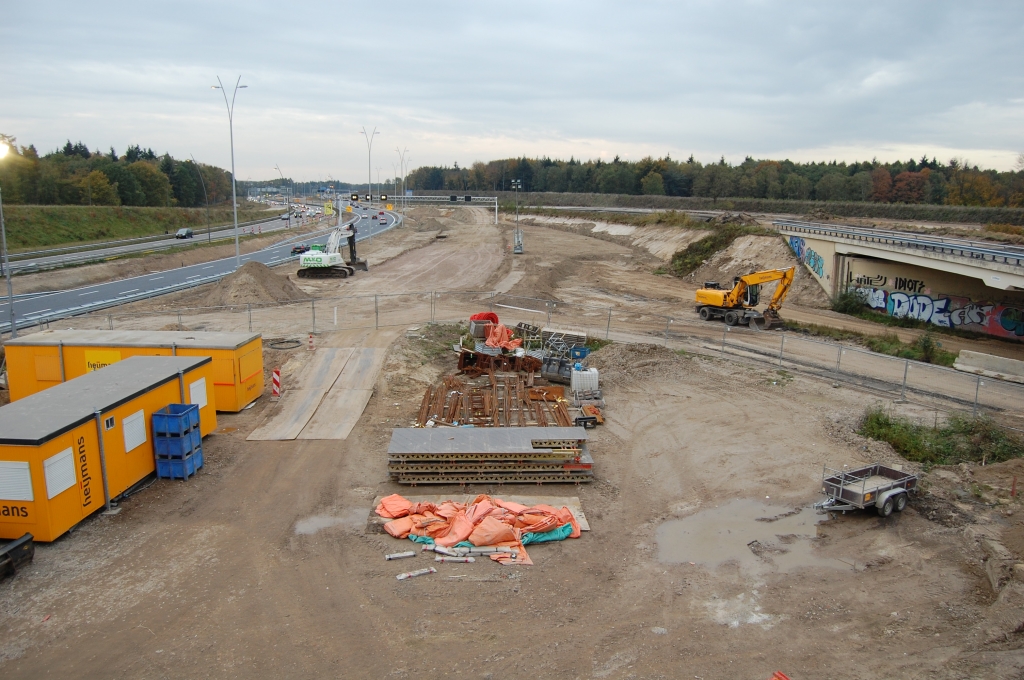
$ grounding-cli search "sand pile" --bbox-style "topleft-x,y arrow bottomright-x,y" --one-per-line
586,343 -> 684,383
201,261 -> 308,307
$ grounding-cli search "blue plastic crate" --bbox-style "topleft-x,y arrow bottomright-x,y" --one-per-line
152,404 -> 200,437
154,429 -> 202,458
155,448 -> 203,480
569,346 -> 590,361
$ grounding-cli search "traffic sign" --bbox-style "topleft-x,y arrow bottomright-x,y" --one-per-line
346,205 -> 352,212
324,202 -> 334,215
386,204 -> 393,210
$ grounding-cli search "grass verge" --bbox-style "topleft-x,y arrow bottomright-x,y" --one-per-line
860,407 -> 1024,465
4,205 -> 285,251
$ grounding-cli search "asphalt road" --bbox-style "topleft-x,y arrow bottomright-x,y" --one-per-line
0,206 -> 398,333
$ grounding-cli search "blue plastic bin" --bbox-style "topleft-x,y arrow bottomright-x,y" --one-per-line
154,429 -> 202,458
155,448 -> 203,480
570,346 -> 590,361
152,404 -> 200,437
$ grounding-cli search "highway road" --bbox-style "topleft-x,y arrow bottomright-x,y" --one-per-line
0,205 -> 399,333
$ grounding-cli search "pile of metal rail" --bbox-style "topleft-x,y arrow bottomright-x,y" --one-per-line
387,426 -> 594,485
417,374 -> 573,428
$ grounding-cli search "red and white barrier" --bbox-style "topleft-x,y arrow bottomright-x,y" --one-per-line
308,333 -> 315,351
272,368 -> 281,399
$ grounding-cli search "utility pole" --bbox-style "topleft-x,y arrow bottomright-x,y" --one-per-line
275,164 -> 291,228
189,154 -> 212,243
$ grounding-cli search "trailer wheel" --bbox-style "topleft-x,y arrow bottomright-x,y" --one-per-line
877,497 -> 894,517
894,493 -> 907,512
699,307 -> 712,321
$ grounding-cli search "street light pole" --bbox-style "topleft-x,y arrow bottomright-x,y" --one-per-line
360,126 -> 378,206
275,164 -> 291,228
189,154 -> 212,244
0,142 -> 14,337
212,75 -> 247,268
395,146 -> 408,214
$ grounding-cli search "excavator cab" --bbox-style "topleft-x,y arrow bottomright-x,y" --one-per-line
743,283 -> 760,307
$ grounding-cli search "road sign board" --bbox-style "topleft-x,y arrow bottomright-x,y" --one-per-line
386,204 -> 393,210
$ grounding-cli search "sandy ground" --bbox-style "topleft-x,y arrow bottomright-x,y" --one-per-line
2,208 -> 1024,679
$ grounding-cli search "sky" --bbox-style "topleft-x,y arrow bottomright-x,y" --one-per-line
3,1 -> 1024,183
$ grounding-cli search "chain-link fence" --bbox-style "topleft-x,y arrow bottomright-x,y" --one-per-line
23,288 -> 1024,428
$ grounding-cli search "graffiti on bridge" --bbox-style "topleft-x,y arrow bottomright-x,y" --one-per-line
788,237 -> 825,278
852,286 -> 1024,340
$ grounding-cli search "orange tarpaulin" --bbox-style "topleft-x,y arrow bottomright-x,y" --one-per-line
484,324 -> 522,350
377,494 -> 581,566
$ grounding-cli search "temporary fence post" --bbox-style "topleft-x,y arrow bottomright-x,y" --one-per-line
663,318 -> 671,346
546,303 -> 551,327
176,312 -> 182,331
489,292 -> 495,314
973,375 -> 982,418
375,294 -> 379,329
778,334 -> 785,366
606,308 -> 612,340
247,303 -> 252,332
836,345 -> 843,373
311,299 -> 316,334
721,326 -> 728,356
108,314 -> 114,330
898,360 -> 909,402
333,306 -> 337,327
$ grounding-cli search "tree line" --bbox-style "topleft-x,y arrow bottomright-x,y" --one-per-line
0,134 -> 235,207
406,153 -> 1024,207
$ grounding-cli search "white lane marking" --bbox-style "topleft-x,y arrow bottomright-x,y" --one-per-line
79,290 -> 99,296
150,276 -> 164,281
186,275 -> 201,279
118,288 -> 140,295
29,308 -> 52,315
202,265 -> 214,269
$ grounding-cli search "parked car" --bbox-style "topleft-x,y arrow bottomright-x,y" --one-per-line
175,228 -> 194,239
290,244 -> 311,255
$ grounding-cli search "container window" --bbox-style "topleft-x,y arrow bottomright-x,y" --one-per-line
104,416 -> 115,430
44,448 -> 76,499
123,410 -> 147,453
0,461 -> 34,502
189,378 -> 208,409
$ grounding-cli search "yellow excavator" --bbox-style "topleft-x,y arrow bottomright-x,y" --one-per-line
695,266 -> 795,329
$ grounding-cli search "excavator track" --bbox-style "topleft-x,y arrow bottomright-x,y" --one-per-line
297,265 -> 355,279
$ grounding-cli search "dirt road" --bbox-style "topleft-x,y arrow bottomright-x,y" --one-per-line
2,208 -> 1023,679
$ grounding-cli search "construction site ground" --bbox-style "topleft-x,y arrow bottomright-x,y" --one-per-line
2,207 -> 1023,679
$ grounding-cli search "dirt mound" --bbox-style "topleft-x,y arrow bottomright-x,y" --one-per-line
200,261 -> 308,308
586,342 -> 683,382
687,235 -> 832,309
708,212 -> 760,226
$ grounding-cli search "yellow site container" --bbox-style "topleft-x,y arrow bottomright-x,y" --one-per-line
5,330 -> 263,412
0,356 -> 217,542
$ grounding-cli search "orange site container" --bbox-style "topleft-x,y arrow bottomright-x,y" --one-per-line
0,356 -> 217,542
5,330 -> 263,412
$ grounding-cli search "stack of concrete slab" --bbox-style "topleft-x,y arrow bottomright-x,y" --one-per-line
387,427 -> 594,485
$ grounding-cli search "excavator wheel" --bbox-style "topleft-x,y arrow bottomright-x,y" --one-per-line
724,311 -> 740,326
698,306 -> 712,321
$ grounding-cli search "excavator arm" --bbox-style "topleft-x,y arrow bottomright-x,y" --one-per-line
764,266 -> 795,315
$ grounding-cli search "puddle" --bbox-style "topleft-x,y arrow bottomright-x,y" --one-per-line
294,507 -> 370,535
656,499 -> 843,573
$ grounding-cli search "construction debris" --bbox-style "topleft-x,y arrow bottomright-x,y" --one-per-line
395,567 -> 437,581
417,374 -> 573,428
386,427 -> 593,485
